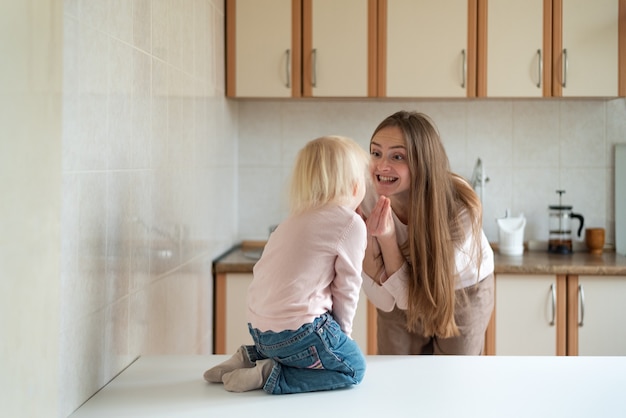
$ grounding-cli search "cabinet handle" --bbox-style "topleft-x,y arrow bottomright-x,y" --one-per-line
461,49 -> 466,89
311,48 -> 317,88
284,49 -> 291,88
561,48 -> 568,88
578,284 -> 585,327
549,283 -> 556,326
536,49 -> 542,88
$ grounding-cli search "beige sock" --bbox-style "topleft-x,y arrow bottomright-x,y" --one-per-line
203,346 -> 255,383
222,358 -> 274,392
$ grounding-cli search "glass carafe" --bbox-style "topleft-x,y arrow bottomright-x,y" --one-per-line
548,190 -> 584,254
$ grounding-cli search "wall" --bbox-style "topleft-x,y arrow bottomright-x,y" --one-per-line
0,1 -> 63,417
237,99 -> 626,247
59,0 -> 234,416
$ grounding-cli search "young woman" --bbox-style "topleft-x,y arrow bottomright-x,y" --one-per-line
360,110 -> 494,355
204,135 -> 369,393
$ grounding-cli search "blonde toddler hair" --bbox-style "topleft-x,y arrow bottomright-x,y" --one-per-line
289,135 -> 369,214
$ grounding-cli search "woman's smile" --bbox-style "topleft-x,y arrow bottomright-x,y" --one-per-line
377,175 -> 398,183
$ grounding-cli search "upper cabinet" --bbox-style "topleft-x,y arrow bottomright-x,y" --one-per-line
379,0 -> 477,98
227,0 -> 625,98
478,0 -> 551,97
478,0 -> 625,98
226,0 -> 301,98
552,0 -> 624,97
226,0 -> 376,98
302,0 -> 377,97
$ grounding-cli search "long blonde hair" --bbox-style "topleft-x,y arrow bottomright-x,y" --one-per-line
371,111 -> 484,338
289,135 -> 369,214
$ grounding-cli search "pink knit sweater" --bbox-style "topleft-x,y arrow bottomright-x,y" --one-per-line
247,204 -> 367,338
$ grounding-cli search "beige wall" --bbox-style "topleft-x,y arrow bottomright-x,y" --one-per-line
1,1 -> 63,417
2,1 -> 236,417
59,0 -> 235,416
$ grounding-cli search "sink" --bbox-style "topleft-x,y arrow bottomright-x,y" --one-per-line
242,249 -> 263,261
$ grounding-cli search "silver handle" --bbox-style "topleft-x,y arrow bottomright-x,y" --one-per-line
578,284 -> 585,327
285,49 -> 291,88
549,283 -> 556,326
536,49 -> 542,88
461,49 -> 466,88
562,48 -> 568,88
311,48 -> 317,87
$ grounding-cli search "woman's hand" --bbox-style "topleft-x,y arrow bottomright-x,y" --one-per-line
364,195 -> 404,283
366,195 -> 395,240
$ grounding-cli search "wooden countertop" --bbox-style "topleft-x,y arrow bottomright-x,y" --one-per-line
70,355 -> 626,417
214,242 -> 626,276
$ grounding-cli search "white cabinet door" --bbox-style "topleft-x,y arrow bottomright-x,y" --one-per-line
227,0 -> 300,97
575,276 -> 626,355
383,0 -> 472,97
485,0 -> 546,97
495,274 -> 560,355
225,273 -> 254,353
557,0 -> 619,97
303,0 -> 372,97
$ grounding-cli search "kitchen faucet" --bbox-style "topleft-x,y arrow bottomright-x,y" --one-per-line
470,157 -> 489,202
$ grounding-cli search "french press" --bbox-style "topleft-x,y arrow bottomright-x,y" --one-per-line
548,190 -> 585,254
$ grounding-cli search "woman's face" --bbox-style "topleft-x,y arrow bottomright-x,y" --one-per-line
369,125 -> 411,198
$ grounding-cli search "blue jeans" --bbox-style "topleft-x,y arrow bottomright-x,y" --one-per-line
244,313 -> 366,394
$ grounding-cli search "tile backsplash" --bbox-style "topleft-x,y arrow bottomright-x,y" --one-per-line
237,98 -> 626,247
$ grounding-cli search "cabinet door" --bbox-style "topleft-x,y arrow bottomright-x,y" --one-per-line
569,275 -> 626,356
481,0 -> 549,97
226,0 -> 301,97
380,0 -> 477,97
553,0 -> 620,97
495,274 -> 566,355
302,0 -> 376,97
224,273 -> 254,353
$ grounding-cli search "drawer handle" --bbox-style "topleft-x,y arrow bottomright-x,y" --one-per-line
284,49 -> 291,88
549,283 -> 556,326
461,49 -> 466,89
562,48 -> 568,88
536,49 -> 542,88
578,284 -> 585,327
311,48 -> 317,88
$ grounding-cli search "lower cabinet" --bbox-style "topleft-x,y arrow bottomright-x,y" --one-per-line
569,275 -> 626,356
491,274 -> 567,355
487,273 -> 626,356
214,272 -> 377,355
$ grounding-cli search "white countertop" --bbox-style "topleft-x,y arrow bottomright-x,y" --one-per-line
70,355 -> 626,418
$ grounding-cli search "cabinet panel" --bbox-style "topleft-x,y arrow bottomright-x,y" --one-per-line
495,274 -> 566,355
553,0 -> 621,97
482,0 -> 549,97
303,0 -> 374,97
381,0 -> 476,97
224,273 -> 254,353
568,275 -> 626,356
226,0 -> 301,97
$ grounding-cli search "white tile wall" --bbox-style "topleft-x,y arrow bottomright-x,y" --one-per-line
237,99 -> 626,247
60,0 -> 233,416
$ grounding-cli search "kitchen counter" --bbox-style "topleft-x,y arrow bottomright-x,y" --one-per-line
214,243 -> 626,275
70,355 -> 626,417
